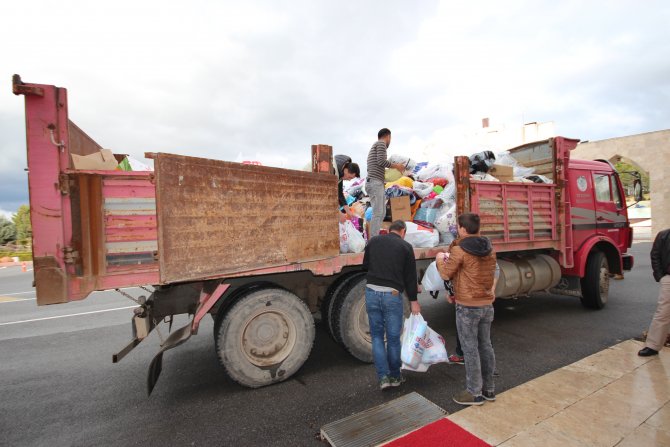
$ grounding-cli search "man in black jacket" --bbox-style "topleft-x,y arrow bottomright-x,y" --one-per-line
639,228 -> 670,356
363,220 -> 421,389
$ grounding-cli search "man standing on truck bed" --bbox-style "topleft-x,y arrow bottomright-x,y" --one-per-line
366,128 -> 407,237
639,227 -> 670,357
363,220 -> 421,390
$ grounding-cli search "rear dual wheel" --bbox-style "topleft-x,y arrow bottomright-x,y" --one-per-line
215,287 -> 314,388
327,275 -> 409,363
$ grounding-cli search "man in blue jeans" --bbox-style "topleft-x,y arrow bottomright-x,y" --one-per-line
437,213 -> 497,405
362,220 -> 421,390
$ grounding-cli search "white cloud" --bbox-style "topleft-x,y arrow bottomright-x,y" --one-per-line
1,0 -> 669,210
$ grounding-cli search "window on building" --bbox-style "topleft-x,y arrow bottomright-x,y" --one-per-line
593,174 -> 611,202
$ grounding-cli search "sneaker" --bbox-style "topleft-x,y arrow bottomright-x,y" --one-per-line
389,375 -> 406,387
638,347 -> 659,357
482,391 -> 496,402
379,376 -> 391,390
449,354 -> 464,365
453,390 -> 485,406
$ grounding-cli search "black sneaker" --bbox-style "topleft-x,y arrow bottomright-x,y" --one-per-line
482,391 -> 496,402
638,347 -> 659,357
453,390 -> 485,406
389,375 -> 406,387
379,376 -> 391,390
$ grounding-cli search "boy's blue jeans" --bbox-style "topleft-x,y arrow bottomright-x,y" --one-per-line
456,304 -> 496,396
365,288 -> 404,380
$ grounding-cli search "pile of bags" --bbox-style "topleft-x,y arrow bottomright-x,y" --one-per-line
338,149 -> 545,253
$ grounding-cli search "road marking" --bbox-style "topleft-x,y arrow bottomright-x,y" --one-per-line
0,297 -> 36,303
0,305 -> 137,326
0,291 -> 35,296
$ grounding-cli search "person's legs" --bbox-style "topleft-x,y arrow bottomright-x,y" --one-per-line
646,276 -> 670,351
381,292 -> 404,379
367,179 -> 385,237
478,305 -> 496,395
456,305 -> 483,396
365,288 -> 389,380
455,317 -> 464,357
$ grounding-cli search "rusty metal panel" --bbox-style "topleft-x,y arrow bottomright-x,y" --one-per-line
154,153 -> 340,284
68,120 -> 103,159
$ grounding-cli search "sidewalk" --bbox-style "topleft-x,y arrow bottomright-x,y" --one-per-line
447,340 -> 670,446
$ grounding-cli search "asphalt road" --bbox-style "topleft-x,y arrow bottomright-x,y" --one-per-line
0,242 -> 660,447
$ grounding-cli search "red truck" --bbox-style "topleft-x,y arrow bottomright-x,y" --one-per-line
13,76 -> 634,394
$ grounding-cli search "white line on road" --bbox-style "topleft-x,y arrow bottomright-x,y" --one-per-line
0,297 -> 36,304
0,291 -> 35,296
0,305 -> 137,326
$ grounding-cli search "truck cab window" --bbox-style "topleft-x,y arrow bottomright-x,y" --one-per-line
593,174 -> 611,202
610,175 -> 623,208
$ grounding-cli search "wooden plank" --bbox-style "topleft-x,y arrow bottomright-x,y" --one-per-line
154,153 -> 340,284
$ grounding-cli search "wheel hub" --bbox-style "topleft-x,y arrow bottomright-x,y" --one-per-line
241,310 -> 296,367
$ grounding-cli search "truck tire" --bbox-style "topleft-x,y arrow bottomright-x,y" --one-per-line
322,272 -> 366,344
580,251 -> 609,309
332,276 -> 409,363
215,287 -> 314,388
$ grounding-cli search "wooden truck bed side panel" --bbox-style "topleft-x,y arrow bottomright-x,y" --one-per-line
153,153 -> 340,284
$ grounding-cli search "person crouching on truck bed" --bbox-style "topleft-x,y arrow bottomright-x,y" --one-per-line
366,128 -> 408,237
337,158 -> 361,223
435,212 -> 497,406
363,220 -> 421,390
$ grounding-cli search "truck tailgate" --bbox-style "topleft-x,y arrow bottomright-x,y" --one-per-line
153,153 -> 340,283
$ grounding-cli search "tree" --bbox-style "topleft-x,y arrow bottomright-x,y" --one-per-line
0,216 -> 16,245
614,161 -> 649,199
12,205 -> 31,244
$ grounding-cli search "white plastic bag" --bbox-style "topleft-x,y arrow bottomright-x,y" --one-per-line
417,163 -> 454,185
413,181 -> 435,199
389,154 -> 417,175
400,314 -> 428,368
404,222 -> 439,248
401,315 -> 449,372
339,221 -> 365,254
421,261 -> 446,292
496,152 -> 535,177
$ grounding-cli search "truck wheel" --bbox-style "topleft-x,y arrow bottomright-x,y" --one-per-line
332,276 -> 409,363
323,273 -> 366,344
215,287 -> 314,388
580,251 -> 609,309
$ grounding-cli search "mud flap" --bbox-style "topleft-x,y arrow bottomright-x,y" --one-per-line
147,321 -> 194,396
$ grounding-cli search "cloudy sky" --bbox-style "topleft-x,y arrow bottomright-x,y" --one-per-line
1,0 -> 668,217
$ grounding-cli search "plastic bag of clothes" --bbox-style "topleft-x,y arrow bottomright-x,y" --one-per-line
389,155 -> 417,175
385,176 -> 414,189
417,163 -> 454,183
525,174 -> 552,184
434,204 -> 457,234
413,181 -> 434,199
471,173 -> 499,181
438,183 -> 456,204
404,222 -> 439,248
384,168 -> 403,182
496,153 -> 535,177
414,207 -> 439,224
339,221 -> 365,253
469,151 -> 496,174
421,261 -> 446,292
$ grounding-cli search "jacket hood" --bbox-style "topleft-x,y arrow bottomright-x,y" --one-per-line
459,236 -> 492,257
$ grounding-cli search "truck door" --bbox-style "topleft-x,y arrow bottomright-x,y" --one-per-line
569,169 -> 597,251
593,172 -> 627,250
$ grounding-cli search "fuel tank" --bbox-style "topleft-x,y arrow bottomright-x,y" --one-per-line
495,254 -> 561,298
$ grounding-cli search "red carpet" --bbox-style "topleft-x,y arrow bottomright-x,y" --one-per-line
384,418 -> 491,447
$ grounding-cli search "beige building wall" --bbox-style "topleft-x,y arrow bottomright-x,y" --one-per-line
572,129 -> 670,237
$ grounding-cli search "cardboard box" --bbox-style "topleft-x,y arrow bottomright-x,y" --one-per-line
71,149 -> 120,170
389,196 -> 412,222
489,164 -> 514,182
